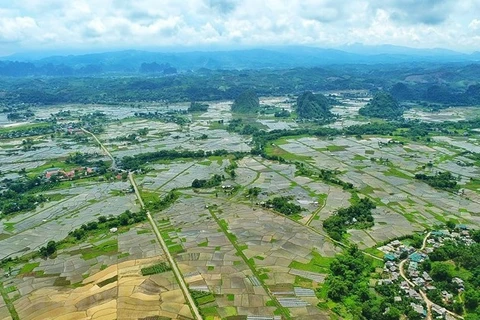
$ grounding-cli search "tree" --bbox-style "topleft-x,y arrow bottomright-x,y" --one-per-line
431,263 -> 452,282
465,290 -> 480,311
326,276 -> 348,301
471,230 -> 480,243
423,260 -> 432,272
383,307 -> 401,320
40,240 -> 57,257
453,301 -> 464,314
446,220 -> 456,230
247,187 -> 261,197
406,309 -> 424,320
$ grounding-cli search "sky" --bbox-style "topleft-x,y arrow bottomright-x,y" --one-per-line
1,0 -> 480,56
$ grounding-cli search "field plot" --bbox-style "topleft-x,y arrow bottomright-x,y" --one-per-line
272,135 -> 480,246
0,181 -> 138,259
11,257 -> 192,320
153,196 -> 275,319
0,136 -> 107,175
150,190 -> 338,319
4,221 -> 191,320
138,159 -> 230,191
235,157 -> 349,223
404,106 -> 480,122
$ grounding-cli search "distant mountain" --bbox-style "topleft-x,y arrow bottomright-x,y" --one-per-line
0,45 -> 479,76
339,43 -> 465,57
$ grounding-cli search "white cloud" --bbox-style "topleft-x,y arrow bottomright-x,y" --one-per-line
469,19 -> 480,30
0,0 -> 478,53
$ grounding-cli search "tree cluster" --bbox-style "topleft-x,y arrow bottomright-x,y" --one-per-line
264,196 -> 303,216
414,171 -> 458,191
423,235 -> 480,318
69,209 -> 148,241
188,102 -> 209,112
325,246 -> 420,319
323,198 -> 376,241
120,149 -> 234,171
191,174 -> 224,188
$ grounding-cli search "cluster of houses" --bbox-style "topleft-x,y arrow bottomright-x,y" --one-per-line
428,228 -> 474,247
44,167 -> 96,180
377,227 -> 475,319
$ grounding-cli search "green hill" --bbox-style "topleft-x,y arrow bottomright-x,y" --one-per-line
359,92 -> 403,119
296,92 -> 333,119
231,89 -> 260,113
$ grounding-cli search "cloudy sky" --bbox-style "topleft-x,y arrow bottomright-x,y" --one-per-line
1,0 -> 480,55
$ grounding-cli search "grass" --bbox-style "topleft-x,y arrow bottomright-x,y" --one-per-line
201,307 -> 220,319
3,222 -> 15,232
208,121 -> 226,130
222,306 -> 237,317
168,244 -> 184,254
0,122 -> 51,134
141,262 -> 172,276
289,251 -> 333,273
98,275 -> 118,287
198,160 -> 212,166
265,144 -> 312,161
326,145 -> 348,152
384,167 -> 412,180
190,290 -> 216,305
81,239 -> 118,260
0,282 -> 19,320
19,262 -> 39,274
227,294 -> 235,301
198,240 -> 209,247
53,277 -> 71,286
266,300 -> 276,306
360,185 -> 375,195
353,154 -> 367,161
117,252 -> 130,259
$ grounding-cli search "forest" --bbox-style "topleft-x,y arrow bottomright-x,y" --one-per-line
1,63 -> 480,107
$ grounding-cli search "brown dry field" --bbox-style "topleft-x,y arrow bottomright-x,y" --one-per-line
14,257 -> 193,320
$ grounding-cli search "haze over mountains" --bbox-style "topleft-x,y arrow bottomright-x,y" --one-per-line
1,45 -> 480,76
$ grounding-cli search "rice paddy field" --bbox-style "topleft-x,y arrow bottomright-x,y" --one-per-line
0,96 -> 479,319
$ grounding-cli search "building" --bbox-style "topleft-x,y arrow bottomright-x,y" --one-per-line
410,303 -> 425,316
384,253 -> 396,261
409,252 -> 424,263
422,272 -> 432,282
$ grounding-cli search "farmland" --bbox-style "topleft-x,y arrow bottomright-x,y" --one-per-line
0,93 -> 479,320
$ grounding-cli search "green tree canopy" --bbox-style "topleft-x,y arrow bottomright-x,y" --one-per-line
296,91 -> 333,119
359,91 -> 403,119
231,89 -> 260,113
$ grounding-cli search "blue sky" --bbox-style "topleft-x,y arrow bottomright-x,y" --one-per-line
1,0 -> 480,55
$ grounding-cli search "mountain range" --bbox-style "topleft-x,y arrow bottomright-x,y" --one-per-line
1,45 -> 479,75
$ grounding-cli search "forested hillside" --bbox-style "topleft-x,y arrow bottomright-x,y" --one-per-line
296,92 -> 333,119
359,92 -> 403,119
231,89 -> 260,113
